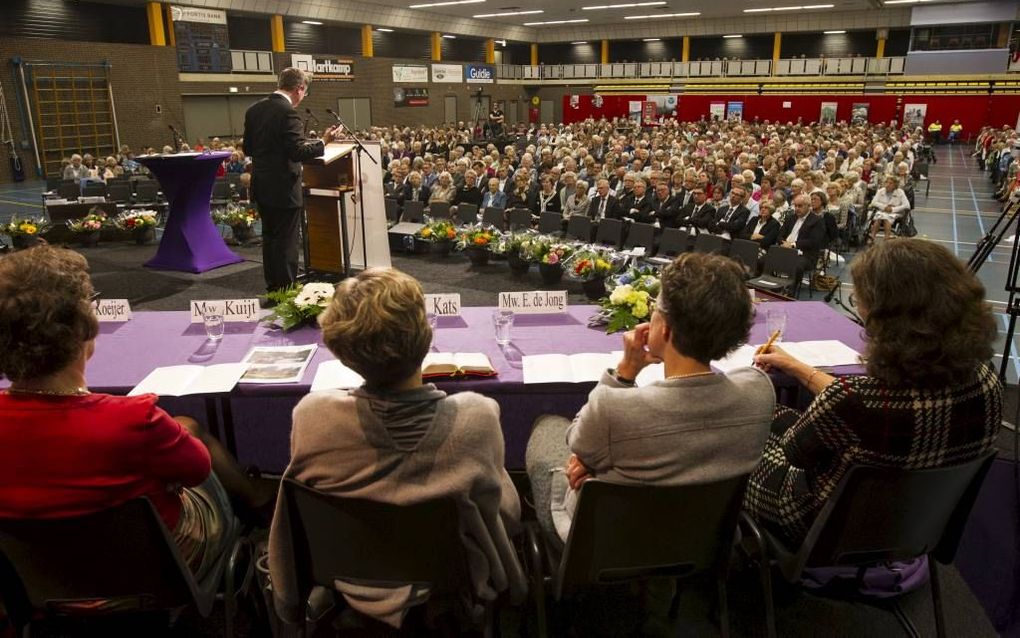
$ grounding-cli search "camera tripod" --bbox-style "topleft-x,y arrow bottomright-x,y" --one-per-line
470,89 -> 486,140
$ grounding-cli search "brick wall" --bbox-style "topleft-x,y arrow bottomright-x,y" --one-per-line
0,36 -> 183,183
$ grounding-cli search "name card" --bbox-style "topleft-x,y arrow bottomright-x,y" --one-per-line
425,293 -> 461,316
190,299 -> 260,323
93,299 -> 132,322
498,290 -> 568,314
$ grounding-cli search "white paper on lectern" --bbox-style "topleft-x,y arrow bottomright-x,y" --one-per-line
522,353 -> 617,384
128,363 -> 248,397
310,360 -> 365,392
779,341 -> 862,367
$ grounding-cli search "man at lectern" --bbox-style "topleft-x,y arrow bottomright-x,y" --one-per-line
244,67 -> 337,295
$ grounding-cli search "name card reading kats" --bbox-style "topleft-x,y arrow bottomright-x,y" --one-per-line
93,299 -> 132,322
190,299 -> 260,323
498,291 -> 568,314
424,293 -> 461,316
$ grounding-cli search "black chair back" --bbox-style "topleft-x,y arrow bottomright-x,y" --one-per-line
556,475 -> 749,599
401,200 -> 426,224
107,181 -> 133,204
45,176 -> 62,191
538,212 -> 562,235
226,173 -> 243,187
482,206 -> 506,230
277,479 -> 467,612
693,233 -> 727,255
57,181 -> 81,200
428,201 -> 452,219
623,222 -> 655,251
729,238 -> 761,277
566,215 -> 593,242
657,228 -> 689,257
0,499 -> 207,631
508,208 -> 533,231
384,198 -> 400,223
595,218 -> 624,248
759,246 -> 799,278
134,180 -> 159,204
456,203 -> 479,225
81,182 -> 108,198
211,179 -> 232,202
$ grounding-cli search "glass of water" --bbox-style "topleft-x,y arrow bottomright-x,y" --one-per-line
426,313 -> 439,351
764,308 -> 787,345
203,312 -> 225,341
493,309 -> 514,346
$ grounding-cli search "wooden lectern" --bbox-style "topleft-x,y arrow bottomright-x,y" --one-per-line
302,141 -> 390,276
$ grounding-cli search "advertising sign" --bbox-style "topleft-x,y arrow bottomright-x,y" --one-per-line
465,64 -> 495,84
431,63 -> 463,83
392,65 -> 428,83
394,87 -> 429,107
291,54 -> 354,81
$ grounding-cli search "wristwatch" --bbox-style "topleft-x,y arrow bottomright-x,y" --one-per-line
612,368 -> 636,386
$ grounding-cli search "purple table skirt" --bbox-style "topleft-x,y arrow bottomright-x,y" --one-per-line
0,302 -> 864,470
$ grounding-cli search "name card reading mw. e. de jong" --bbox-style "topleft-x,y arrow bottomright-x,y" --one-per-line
93,299 -> 132,322
424,293 -> 461,316
498,291 -> 568,314
189,299 -> 260,323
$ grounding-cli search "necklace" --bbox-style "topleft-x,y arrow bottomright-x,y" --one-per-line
7,386 -> 90,397
664,371 -> 715,381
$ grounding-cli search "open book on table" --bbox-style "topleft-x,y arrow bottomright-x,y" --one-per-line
422,352 -> 497,379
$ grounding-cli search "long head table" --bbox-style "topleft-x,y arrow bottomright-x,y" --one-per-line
3,303 -> 865,471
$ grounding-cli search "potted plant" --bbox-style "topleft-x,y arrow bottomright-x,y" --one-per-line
416,219 -> 457,256
263,282 -> 335,331
538,242 -> 574,285
4,216 -> 50,250
114,210 -> 158,244
456,224 -> 499,267
494,232 -> 535,275
213,205 -> 259,244
592,266 -> 662,333
565,247 -> 619,300
65,209 -> 107,248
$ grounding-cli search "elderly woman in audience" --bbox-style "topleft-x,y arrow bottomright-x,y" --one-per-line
63,153 -> 88,181
101,156 -> 122,181
745,239 -> 1001,547
429,171 -> 456,204
563,179 -> 591,219
868,175 -> 912,241
0,246 -> 273,585
270,268 -> 525,630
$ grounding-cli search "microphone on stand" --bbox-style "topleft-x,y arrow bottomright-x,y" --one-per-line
168,125 -> 182,153
824,279 -> 840,304
304,108 -> 319,136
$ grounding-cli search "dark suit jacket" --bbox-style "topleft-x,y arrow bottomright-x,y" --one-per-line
713,204 -> 750,236
588,194 -> 620,220
507,186 -> 537,211
740,216 -> 781,250
532,190 -> 561,215
689,204 -> 719,232
243,93 -> 325,209
403,183 -> 430,205
453,185 -> 483,208
622,194 -> 654,223
654,194 -> 681,227
779,212 -> 827,268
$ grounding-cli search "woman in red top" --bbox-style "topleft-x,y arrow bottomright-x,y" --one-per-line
0,246 -> 272,582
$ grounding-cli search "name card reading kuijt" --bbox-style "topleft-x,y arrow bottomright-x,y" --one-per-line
93,299 -> 132,322
190,299 -> 260,323
498,291 -> 568,314
424,293 -> 461,316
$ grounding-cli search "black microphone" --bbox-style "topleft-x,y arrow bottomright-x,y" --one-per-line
324,108 -> 342,123
824,279 -> 840,304
304,108 -> 319,124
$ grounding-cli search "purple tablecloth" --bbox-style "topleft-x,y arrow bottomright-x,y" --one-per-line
11,302 -> 862,470
137,152 -> 244,273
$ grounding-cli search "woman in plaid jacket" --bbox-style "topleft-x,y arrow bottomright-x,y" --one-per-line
744,239 -> 1002,546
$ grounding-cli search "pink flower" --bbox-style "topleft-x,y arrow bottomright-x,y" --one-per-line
546,252 -> 559,265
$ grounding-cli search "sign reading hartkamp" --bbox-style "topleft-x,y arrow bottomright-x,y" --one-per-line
291,54 -> 354,81
431,63 -> 463,83
465,64 -> 495,84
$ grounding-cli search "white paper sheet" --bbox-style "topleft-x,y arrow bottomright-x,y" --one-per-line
779,340 -> 862,368
310,360 -> 365,392
128,363 -> 248,397
711,345 -> 759,374
522,352 -> 616,384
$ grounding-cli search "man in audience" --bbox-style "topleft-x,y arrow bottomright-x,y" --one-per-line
712,185 -> 751,240
779,193 -> 826,275
622,177 -> 654,223
63,154 -> 88,181
589,178 -> 621,221
652,181 -> 681,228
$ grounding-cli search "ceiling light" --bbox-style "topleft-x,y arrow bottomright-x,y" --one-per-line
496,39 -> 507,46
473,9 -> 542,16
571,41 -> 589,44
624,11 -> 700,19
301,20 -> 323,25
723,34 -> 742,38
523,18 -> 589,25
409,0 -> 483,8
824,30 -> 846,34
802,3 -> 835,6
582,1 -> 665,9
376,27 -> 394,32
442,34 -> 457,38
743,4 -> 833,11
643,38 -> 661,42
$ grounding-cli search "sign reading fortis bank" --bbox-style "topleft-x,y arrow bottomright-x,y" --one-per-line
465,64 -> 495,84
171,6 -> 227,24
291,54 -> 354,81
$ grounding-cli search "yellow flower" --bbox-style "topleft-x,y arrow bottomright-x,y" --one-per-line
20,223 -> 37,235
421,227 -> 433,237
609,284 -> 632,305
632,300 -> 649,319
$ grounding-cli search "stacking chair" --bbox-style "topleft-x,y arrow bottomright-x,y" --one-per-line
595,218 -> 625,248
482,206 -> 506,230
210,179 -> 232,207
81,181 -> 107,198
44,176 -> 63,192
273,479 -> 492,634
0,498 -> 250,638
456,203 -> 479,225
384,198 -> 400,224
566,215 -> 594,242
427,201 -> 452,220
728,238 -> 762,278
132,180 -> 160,207
913,161 -> 931,197
538,212 -> 563,235
748,246 -> 800,296
623,222 -> 656,252
225,172 -> 243,189
508,208 -> 534,231
525,476 -> 750,638
401,200 -> 426,224
57,181 -> 81,201
692,233 -> 727,255
107,180 -> 134,204
741,453 -> 995,638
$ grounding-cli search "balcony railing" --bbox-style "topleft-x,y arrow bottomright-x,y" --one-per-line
496,56 -> 906,81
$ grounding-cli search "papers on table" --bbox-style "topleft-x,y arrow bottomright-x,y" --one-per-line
128,363 -> 248,397
710,340 -> 862,373
240,345 -> 318,384
310,360 -> 365,392
523,353 -> 617,384
711,345 -> 761,375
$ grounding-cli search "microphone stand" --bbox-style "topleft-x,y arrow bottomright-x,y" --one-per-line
168,125 -> 183,153
325,109 -> 377,279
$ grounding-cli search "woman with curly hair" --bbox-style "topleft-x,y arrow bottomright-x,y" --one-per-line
744,239 -> 1002,546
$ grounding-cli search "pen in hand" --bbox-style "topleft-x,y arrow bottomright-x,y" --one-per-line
755,329 -> 782,357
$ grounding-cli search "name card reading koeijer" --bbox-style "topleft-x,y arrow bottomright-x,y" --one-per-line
424,293 -> 461,316
498,291 -> 568,314
190,299 -> 260,323
93,299 -> 132,322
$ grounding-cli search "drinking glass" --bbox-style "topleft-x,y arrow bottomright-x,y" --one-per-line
426,313 -> 439,351
764,308 -> 787,345
493,309 -> 514,346
203,313 -> 225,341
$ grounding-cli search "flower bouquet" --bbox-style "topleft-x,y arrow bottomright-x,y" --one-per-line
114,210 -> 158,244
213,205 -> 259,244
417,219 -> 458,256
66,209 -> 107,248
592,265 -> 662,333
264,282 -> 335,331
564,246 -> 621,300
5,216 -> 51,250
537,241 -> 575,285
493,232 -> 536,274
456,224 -> 500,267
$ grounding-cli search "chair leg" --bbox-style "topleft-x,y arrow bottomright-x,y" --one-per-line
929,558 -> 946,638
524,525 -> 549,638
717,575 -> 730,638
